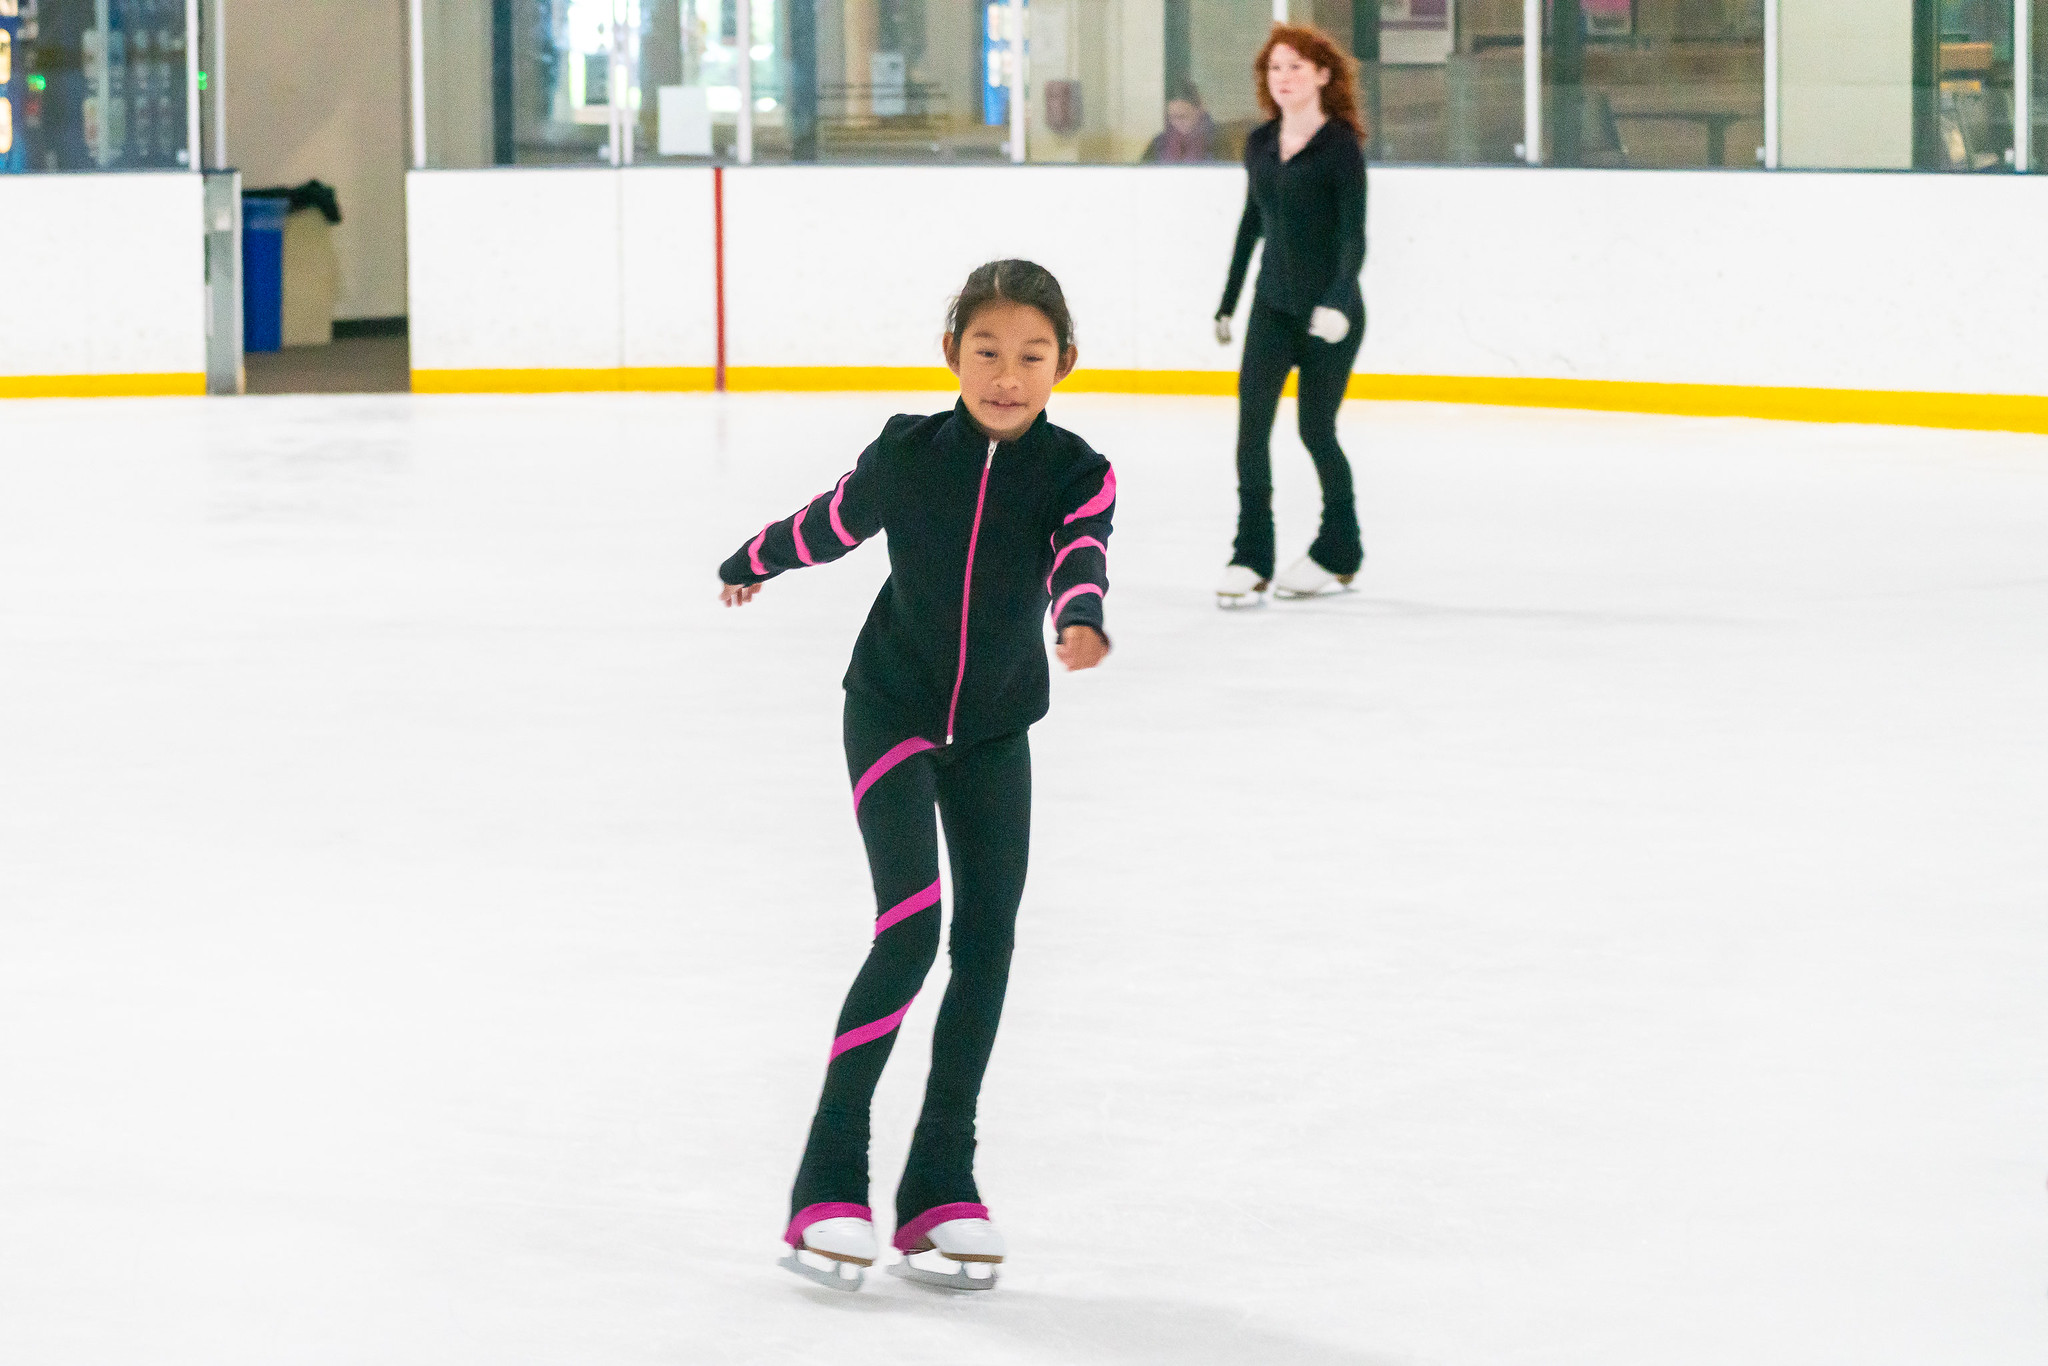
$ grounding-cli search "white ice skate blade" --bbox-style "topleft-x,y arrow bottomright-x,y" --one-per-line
780,1248 -> 866,1292
1272,557 -> 1358,600
1216,565 -> 1270,609
886,1253 -> 1000,1292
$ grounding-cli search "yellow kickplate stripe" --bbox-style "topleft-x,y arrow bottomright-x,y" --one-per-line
1063,369 -> 1239,396
725,366 -> 957,392
410,367 -> 717,394
1346,374 -> 2048,434
401,365 -> 2047,435
0,373 -> 207,399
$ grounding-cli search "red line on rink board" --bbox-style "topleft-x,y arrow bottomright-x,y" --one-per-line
713,166 -> 728,393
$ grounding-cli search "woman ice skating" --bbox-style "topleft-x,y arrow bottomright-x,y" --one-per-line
716,260 -> 1115,1293
1213,24 -> 1369,608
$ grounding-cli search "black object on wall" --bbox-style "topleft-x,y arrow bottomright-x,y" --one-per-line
1549,0 -> 1587,166
491,0 -> 516,164
1163,0 -> 1191,103
1910,0 -> 1942,169
789,0 -> 819,161
1353,0 -> 1382,161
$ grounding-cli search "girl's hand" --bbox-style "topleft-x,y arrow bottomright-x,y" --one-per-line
1055,625 -> 1109,672
1213,314 -> 1232,345
721,582 -> 762,608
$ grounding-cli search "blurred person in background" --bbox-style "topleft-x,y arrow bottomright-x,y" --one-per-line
1141,82 -> 1220,163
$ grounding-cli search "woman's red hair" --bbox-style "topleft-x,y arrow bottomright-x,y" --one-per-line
1253,24 -> 1368,142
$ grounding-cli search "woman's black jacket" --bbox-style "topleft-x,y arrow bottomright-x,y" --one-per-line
1218,118 -> 1368,322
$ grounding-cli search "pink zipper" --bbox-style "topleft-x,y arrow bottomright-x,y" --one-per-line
945,439 -> 998,745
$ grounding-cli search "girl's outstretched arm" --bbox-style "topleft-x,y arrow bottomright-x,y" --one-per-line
715,443 -> 886,600
1047,456 -> 1116,665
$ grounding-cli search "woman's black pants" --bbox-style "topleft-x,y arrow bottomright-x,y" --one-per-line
1233,301 -> 1366,580
788,694 -> 1031,1237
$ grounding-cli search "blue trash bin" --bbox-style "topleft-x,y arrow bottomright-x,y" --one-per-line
242,196 -> 287,353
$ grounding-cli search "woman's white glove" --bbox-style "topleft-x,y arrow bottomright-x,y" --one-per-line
1308,306 -> 1351,344
1214,314 -> 1233,345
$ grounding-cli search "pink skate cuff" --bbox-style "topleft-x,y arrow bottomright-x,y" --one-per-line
892,1202 -> 989,1252
786,1202 -> 873,1248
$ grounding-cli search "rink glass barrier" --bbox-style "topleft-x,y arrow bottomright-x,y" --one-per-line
1,0 -> 196,174
404,0 -> 2048,174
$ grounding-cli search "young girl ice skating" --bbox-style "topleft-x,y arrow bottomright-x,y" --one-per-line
716,260 -> 1115,1292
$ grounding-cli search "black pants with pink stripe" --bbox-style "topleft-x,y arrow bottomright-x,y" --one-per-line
789,694 -> 1032,1239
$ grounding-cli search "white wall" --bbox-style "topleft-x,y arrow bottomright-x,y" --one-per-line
408,164 -> 2048,399
1780,0 -> 1914,170
222,0 -> 410,320
1,175 -> 205,381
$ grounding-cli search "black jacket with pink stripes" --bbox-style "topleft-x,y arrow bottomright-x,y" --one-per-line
718,400 -> 1115,749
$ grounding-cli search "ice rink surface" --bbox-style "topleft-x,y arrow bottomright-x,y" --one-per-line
2,391 -> 2046,1366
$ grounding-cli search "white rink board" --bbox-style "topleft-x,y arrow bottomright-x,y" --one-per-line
619,169 -> 719,371
1,391 -> 2045,1365
404,165 -> 2048,397
1361,168 -> 2048,394
1,173 -> 205,378
406,169 -> 626,373
721,165 -> 1248,373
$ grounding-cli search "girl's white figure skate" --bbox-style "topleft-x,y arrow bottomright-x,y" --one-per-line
1215,563 -> 1270,609
888,1206 -> 1006,1291
779,1212 -> 878,1292
1272,555 -> 1356,600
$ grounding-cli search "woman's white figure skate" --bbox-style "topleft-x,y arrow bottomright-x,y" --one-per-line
1272,555 -> 1356,600
779,1213 -> 878,1292
887,1206 -> 1006,1292
1215,563 -> 1270,609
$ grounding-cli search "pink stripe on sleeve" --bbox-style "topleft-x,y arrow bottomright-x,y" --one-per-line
1051,583 -> 1103,621
828,472 -> 859,547
851,737 -> 935,813
874,880 -> 941,937
830,997 -> 916,1059
747,527 -> 769,578
791,506 -> 816,565
1061,466 -> 1117,525
1045,536 -> 1108,591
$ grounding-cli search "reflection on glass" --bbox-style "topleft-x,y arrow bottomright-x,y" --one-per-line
425,0 -> 644,168
756,0 -> 1008,163
1914,0 -> 2016,170
1167,0 -> 1280,162
1357,0 -> 1526,164
1164,0 -> 1525,168
1026,0 -> 1141,162
1543,0 -> 1764,169
2033,0 -> 2046,169
5,0 -> 190,172
2,3 -> 20,173
1023,0 -> 1266,164
631,0 -> 735,161
425,0 -> 583,166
